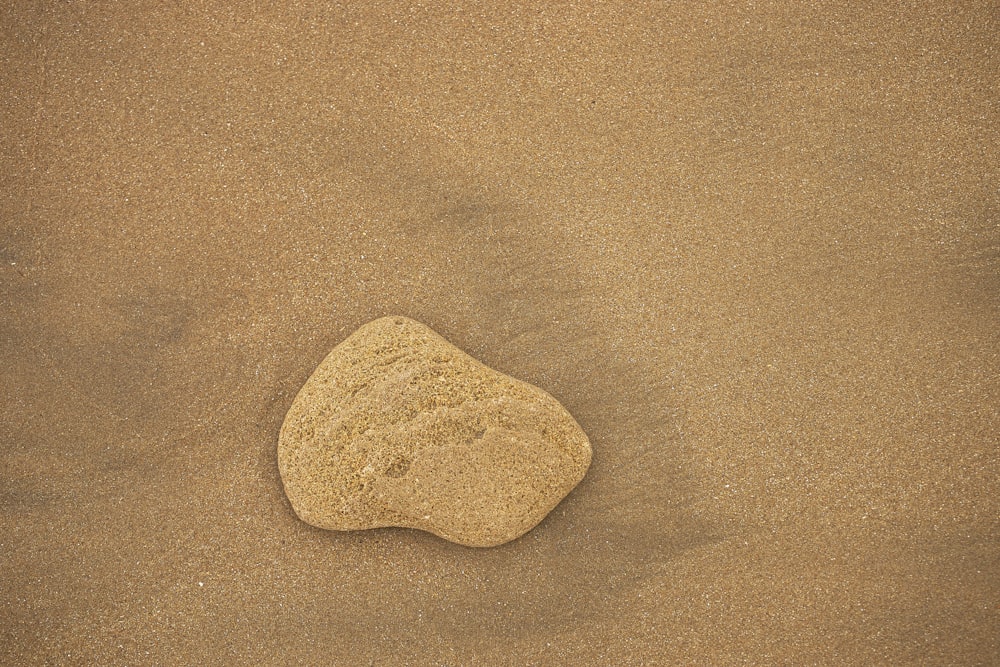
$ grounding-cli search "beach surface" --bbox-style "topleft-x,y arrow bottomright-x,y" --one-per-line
2,2 -> 997,664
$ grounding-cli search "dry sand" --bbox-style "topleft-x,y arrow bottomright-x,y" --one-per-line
2,2 -> 997,664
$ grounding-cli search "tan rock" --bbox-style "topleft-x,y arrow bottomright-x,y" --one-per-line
277,316 -> 592,547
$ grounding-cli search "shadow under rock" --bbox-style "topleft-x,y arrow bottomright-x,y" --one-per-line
264,177 -> 717,641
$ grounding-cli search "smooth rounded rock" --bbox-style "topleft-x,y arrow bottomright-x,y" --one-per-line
277,316 -> 592,547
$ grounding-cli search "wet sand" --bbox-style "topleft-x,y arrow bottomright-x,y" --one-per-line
2,2 -> 997,664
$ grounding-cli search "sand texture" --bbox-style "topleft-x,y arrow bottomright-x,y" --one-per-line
2,1 -> 997,665
278,316 -> 591,547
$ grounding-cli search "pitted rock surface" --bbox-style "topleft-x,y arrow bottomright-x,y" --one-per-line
277,316 -> 592,547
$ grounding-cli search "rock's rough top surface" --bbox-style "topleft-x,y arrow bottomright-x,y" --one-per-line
277,316 -> 592,547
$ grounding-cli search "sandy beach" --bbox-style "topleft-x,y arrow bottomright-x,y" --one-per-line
2,2 -> 997,664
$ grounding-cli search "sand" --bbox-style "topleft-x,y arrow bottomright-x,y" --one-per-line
2,1 -> 997,664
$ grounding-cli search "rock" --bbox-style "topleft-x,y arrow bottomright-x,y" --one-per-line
277,316 -> 592,547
